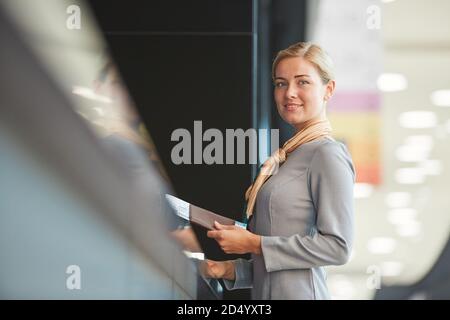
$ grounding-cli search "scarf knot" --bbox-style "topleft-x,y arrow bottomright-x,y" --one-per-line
245,119 -> 333,218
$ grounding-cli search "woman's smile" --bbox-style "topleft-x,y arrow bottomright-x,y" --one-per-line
284,103 -> 304,112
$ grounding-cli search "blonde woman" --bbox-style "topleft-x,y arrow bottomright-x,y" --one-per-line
204,42 -> 355,299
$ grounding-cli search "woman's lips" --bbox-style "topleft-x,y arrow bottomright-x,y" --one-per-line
284,104 -> 303,111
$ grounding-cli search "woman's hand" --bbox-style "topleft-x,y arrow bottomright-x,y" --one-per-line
207,221 -> 261,255
200,259 -> 235,280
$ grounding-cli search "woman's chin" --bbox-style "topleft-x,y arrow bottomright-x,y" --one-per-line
282,114 -> 305,127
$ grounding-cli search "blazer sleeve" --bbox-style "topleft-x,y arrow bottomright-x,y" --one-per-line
222,258 -> 253,290
260,142 -> 355,272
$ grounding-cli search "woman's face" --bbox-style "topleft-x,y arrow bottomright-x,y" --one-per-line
274,56 -> 335,131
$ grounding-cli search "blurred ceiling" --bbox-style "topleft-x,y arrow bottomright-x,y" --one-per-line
327,0 -> 450,299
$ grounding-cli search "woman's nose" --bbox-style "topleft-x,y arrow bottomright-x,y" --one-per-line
285,84 -> 298,98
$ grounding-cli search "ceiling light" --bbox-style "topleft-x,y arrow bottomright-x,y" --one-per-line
431,89 -> 450,107
387,208 -> 417,225
354,183 -> 374,199
395,168 -> 425,184
396,221 -> 422,237
395,145 -> 430,162
72,85 -> 113,104
367,237 -> 397,254
183,251 -> 205,260
381,261 -> 404,277
377,73 -> 407,92
385,192 -> 412,208
398,111 -> 437,129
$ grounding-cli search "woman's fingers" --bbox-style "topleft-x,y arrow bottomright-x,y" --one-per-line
208,222 -> 238,240
214,221 -> 236,230
201,260 -> 235,281
207,230 -> 221,239
202,260 -> 226,278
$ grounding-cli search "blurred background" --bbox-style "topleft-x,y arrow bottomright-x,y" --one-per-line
1,0 -> 449,299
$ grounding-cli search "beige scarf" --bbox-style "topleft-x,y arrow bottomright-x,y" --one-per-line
245,118 -> 333,218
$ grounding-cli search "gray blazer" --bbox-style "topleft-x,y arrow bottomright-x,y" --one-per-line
224,137 -> 355,299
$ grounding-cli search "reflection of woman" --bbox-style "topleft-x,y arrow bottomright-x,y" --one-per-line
92,62 -> 151,153
204,42 -> 355,299
90,61 -> 170,182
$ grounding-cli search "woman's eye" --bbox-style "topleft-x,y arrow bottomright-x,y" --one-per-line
275,82 -> 286,88
298,80 -> 309,85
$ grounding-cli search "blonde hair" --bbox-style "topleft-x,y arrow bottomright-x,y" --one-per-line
272,42 -> 335,84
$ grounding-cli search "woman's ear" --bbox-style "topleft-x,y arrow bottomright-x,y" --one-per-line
324,80 -> 336,101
